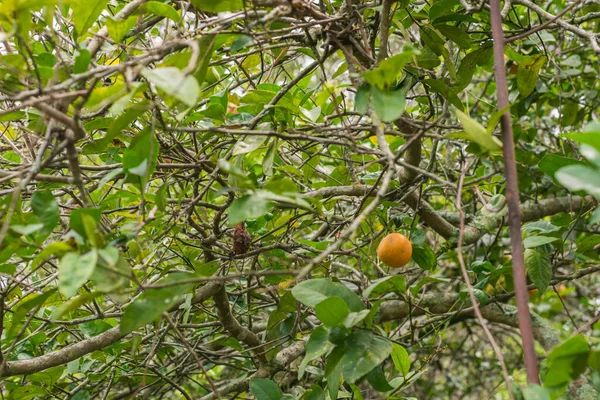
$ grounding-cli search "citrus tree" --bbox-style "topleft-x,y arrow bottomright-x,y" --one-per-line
0,0 -> 600,399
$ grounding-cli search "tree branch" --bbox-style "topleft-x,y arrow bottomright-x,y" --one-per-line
0,282 -> 222,377
213,285 -> 268,365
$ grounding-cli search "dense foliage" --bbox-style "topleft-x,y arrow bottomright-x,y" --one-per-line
0,0 -> 600,399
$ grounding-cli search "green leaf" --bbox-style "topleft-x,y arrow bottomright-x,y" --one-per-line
27,366 -> 65,388
240,89 -> 296,111
266,310 -> 287,333
523,235 -> 558,249
363,275 -> 406,298
471,260 -> 493,274
59,249 -> 98,298
299,326 -> 333,379
72,0 -> 109,36
486,105 -> 511,134
0,264 -> 16,274
391,343 -> 410,376
50,291 -> 102,321
563,122 -> 600,151
504,47 -> 527,64
548,335 -> 589,363
97,168 -> 124,190
85,107 -> 147,154
8,385 -> 48,400
575,235 -> 600,253
350,384 -> 364,400
522,384 -> 551,400
420,25 -> 447,56
366,365 -> 394,392
123,129 -> 159,185
106,16 -> 138,43
416,46 -> 441,69
544,335 -> 589,387
556,165 -> 600,198
325,345 -> 345,377
468,288 -> 489,305
222,155 -> 252,189
81,214 -> 100,248
523,221 -> 560,235
262,138 -> 277,176
156,182 -> 168,211
524,248 -> 552,293
249,379 -> 281,400
10,223 -> 44,235
517,55 -> 546,97
588,350 -> 600,372
278,291 -> 297,313
230,35 -> 253,52
590,208 -> 600,225
70,208 -> 102,240
538,154 -> 584,181
300,106 -> 321,122
454,109 -> 503,151
434,24 -> 471,49
355,85 -> 370,114
415,45 -> 441,69
372,86 -> 406,123
31,242 -> 73,271
190,0 -> 244,12
429,0 -> 460,21
92,247 -> 132,293
423,79 -> 464,110
140,2 -> 180,23
7,289 -> 56,338
232,135 -> 268,156
328,326 -> 349,345
142,67 -> 200,107
411,244 -> 437,271
292,278 -> 365,312
363,47 -> 419,89
302,385 -> 325,400
120,273 -> 197,335
344,310 -> 370,328
581,145 -> 600,168
455,47 -> 493,91
326,348 -> 344,399
341,330 -> 392,383
561,101 -> 579,127
228,194 -> 270,225
315,296 -> 349,326
73,49 -> 91,74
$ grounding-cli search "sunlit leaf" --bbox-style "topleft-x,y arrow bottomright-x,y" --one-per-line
142,67 -> 200,107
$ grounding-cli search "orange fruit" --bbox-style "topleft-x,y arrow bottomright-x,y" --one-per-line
377,233 -> 412,269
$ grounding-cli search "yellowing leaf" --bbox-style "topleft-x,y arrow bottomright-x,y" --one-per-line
517,55 -> 546,97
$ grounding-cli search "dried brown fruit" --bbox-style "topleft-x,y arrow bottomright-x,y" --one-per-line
232,222 -> 251,255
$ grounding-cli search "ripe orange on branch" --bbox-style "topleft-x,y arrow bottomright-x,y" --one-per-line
377,233 -> 412,269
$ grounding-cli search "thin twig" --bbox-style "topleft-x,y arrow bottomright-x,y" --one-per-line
456,160 -> 513,396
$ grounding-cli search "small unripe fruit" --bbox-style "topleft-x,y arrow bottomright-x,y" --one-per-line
377,233 -> 412,269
